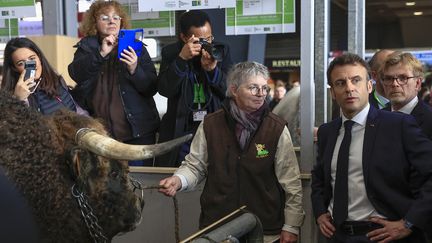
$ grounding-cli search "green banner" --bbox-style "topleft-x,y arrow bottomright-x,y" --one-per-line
0,0 -> 33,7
0,19 -> 18,36
132,11 -> 173,29
226,0 -> 295,35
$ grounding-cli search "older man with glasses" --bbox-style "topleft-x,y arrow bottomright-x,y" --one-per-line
380,52 -> 432,242
380,51 -> 432,140
159,62 -> 305,243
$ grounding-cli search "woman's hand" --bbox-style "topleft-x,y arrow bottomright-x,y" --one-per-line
14,71 -> 36,101
100,34 -> 117,57
158,176 -> 182,197
120,46 -> 138,75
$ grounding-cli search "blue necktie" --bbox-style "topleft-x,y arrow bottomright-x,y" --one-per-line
333,120 -> 355,226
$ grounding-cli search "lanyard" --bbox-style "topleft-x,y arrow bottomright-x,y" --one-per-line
193,74 -> 206,108
373,90 -> 386,108
185,71 -> 213,112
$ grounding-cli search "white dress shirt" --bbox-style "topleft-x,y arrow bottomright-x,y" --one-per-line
393,96 -> 418,114
328,104 -> 384,221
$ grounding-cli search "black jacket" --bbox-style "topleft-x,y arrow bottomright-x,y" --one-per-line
383,99 -> 432,139
410,100 -> 432,139
28,77 -> 76,115
68,36 -> 160,139
156,40 -> 232,166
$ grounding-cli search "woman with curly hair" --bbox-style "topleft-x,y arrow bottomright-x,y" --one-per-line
68,0 -> 160,166
1,37 -> 86,115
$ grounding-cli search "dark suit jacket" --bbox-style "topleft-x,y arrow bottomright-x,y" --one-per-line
411,100 -> 432,139
311,106 -> 432,231
383,99 -> 432,140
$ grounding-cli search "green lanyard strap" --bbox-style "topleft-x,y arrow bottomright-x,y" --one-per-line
193,83 -> 206,104
373,90 -> 386,108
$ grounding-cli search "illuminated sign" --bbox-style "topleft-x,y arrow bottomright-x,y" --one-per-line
265,58 -> 300,70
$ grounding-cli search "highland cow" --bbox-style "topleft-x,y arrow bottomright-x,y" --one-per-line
0,90 -> 190,243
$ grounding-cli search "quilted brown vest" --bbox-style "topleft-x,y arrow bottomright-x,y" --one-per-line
201,108 -> 286,234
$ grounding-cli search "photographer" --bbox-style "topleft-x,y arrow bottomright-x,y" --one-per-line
156,10 -> 232,167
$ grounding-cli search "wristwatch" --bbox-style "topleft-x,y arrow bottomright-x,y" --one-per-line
403,219 -> 414,230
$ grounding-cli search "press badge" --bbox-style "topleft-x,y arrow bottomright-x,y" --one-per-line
193,110 -> 207,121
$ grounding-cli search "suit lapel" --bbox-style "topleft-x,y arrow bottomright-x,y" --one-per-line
411,101 -> 424,127
362,107 -> 379,185
324,118 -> 342,182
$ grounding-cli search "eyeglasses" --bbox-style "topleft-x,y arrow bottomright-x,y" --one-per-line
99,14 -> 121,22
246,85 -> 271,96
381,75 -> 417,85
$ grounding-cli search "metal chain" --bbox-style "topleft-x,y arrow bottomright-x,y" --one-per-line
71,184 -> 108,243
71,176 -> 179,242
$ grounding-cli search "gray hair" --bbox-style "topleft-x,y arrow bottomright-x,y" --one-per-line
226,61 -> 269,98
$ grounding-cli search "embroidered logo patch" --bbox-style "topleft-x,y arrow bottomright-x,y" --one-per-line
255,143 -> 269,158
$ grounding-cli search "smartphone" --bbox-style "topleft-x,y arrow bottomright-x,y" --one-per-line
24,60 -> 39,93
24,60 -> 36,81
117,29 -> 144,59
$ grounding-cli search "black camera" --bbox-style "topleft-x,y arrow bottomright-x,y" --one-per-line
198,38 -> 225,62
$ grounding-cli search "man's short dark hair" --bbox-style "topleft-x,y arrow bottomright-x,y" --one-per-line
179,10 -> 211,35
327,53 -> 370,85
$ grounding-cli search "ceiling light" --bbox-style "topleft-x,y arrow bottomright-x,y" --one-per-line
406,2 -> 416,6
414,11 -> 423,16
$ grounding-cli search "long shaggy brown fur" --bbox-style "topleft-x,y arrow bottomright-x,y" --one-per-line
0,91 -> 141,242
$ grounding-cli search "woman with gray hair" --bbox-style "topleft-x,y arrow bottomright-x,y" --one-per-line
159,61 -> 305,243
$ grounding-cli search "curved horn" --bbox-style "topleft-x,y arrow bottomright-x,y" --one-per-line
75,128 -> 193,160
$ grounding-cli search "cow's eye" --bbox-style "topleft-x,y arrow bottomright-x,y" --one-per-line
110,171 -> 119,179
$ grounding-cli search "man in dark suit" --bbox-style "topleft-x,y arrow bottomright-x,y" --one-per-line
311,53 -> 432,243
368,49 -> 394,109
380,52 -> 432,242
380,51 -> 432,139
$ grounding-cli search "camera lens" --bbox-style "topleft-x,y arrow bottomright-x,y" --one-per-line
211,44 -> 224,62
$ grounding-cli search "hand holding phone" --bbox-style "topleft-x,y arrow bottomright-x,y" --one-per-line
117,29 -> 144,59
24,60 -> 40,93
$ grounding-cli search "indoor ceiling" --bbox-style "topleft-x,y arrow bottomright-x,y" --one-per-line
332,0 -> 432,22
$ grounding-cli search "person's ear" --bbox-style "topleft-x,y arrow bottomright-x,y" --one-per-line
415,77 -> 422,91
367,79 -> 373,94
230,85 -> 238,98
